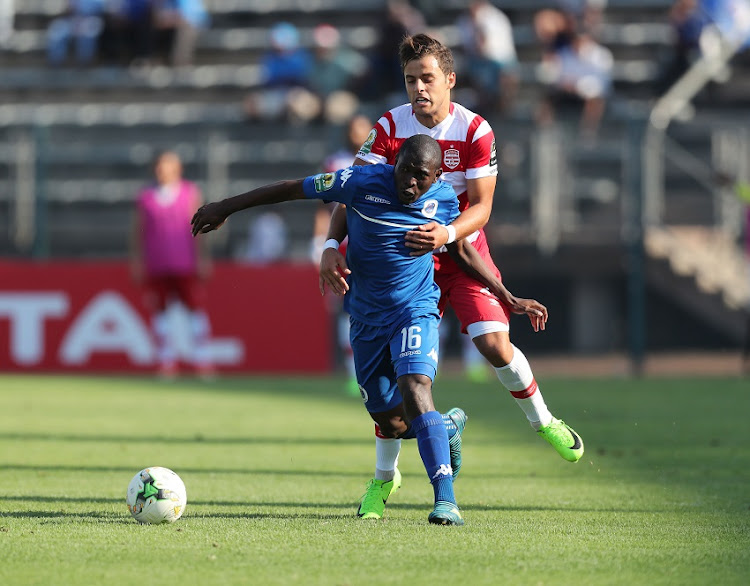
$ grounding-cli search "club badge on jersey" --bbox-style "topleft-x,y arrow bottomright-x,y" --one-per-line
444,148 -> 460,169
357,129 -> 377,158
313,173 -> 336,192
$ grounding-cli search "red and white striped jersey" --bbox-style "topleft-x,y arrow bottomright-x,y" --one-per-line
355,102 -> 497,273
355,102 -> 497,213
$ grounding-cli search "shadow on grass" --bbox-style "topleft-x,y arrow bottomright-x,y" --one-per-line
0,510 -> 133,524
0,463 -> 372,478
0,510 -> 358,522
0,496 -> 361,509
0,495 -> 677,516
0,432 -> 373,446
0,463 -> 553,481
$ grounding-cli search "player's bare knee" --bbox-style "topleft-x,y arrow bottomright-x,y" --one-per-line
473,331 -> 514,368
379,418 -> 406,438
371,410 -> 407,438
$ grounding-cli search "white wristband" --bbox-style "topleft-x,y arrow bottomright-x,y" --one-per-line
323,238 -> 340,251
444,224 -> 457,244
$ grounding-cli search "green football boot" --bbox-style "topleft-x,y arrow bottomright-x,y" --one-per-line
357,467 -> 402,520
537,418 -> 584,462
428,501 -> 464,526
444,407 -> 467,479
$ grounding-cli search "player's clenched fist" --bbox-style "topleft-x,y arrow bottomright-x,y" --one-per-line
191,202 -> 228,236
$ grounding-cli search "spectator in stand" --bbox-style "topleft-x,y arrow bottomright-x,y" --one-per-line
658,0 -> 707,92
153,0 -> 209,67
311,114 -> 373,395
367,0 -> 426,103
100,0 -> 155,66
457,0 -> 519,115
46,0 -> 107,66
0,0 -> 13,49
243,22 -> 315,123
534,9 -> 613,142
306,23 -> 369,124
534,8 -> 577,65
555,0 -> 608,38
131,151 -> 214,379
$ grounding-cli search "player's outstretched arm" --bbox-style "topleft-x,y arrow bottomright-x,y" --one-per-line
446,239 -> 548,332
319,202 -> 351,296
191,179 -> 305,236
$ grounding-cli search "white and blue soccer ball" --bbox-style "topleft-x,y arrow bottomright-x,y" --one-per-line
126,467 -> 187,524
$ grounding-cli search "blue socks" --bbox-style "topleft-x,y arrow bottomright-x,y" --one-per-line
400,412 -> 459,440
411,410 -> 456,505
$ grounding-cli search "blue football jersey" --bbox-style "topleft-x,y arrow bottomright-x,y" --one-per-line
302,164 -> 460,325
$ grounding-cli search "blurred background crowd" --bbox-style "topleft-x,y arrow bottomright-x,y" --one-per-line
0,0 -> 749,376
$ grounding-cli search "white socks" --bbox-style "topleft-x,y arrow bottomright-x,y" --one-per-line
494,345 -> 553,430
374,436 -> 401,481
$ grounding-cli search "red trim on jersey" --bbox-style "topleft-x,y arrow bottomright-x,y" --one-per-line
465,114 -> 488,170
465,113 -> 483,144
374,424 -> 387,439
510,380 -> 538,400
372,111 -> 398,162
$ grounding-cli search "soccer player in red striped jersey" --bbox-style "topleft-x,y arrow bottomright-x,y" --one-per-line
319,34 -> 584,520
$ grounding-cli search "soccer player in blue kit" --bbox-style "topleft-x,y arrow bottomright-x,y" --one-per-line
192,135 -> 475,525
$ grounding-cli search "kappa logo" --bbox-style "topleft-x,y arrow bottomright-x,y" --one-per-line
357,128 -> 377,157
431,464 -> 453,480
480,287 -> 501,307
444,147 -> 460,169
427,348 -> 438,362
421,199 -> 438,218
340,167 -> 353,187
313,173 -> 336,192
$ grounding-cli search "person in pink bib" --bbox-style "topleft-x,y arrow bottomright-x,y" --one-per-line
131,150 -> 214,379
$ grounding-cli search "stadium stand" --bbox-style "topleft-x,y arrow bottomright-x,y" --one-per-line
0,0 -> 680,256
1,0 -> 748,350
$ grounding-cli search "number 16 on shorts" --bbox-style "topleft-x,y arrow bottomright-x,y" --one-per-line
392,314 -> 441,378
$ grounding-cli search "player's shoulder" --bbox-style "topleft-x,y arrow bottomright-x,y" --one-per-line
432,179 -> 458,201
356,163 -> 394,179
451,102 -> 484,123
384,103 -> 413,119
376,103 -> 413,131
331,163 -> 392,187
451,102 -> 494,137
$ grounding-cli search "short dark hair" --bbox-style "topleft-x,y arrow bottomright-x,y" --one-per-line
399,134 -> 442,169
398,34 -> 454,76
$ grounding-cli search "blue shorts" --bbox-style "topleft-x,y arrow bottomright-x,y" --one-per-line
350,313 -> 441,414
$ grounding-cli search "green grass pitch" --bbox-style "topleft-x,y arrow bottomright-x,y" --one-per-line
0,373 -> 748,585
